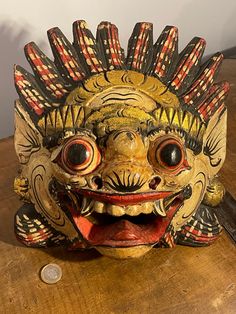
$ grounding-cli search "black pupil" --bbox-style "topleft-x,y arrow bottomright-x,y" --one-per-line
159,143 -> 182,167
67,143 -> 89,165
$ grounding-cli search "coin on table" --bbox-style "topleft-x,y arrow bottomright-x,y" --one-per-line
40,263 -> 62,284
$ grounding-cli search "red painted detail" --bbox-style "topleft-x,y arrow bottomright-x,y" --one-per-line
25,42 -> 68,99
73,20 -> 105,73
76,190 -> 172,206
182,227 -> 219,243
14,67 -> 44,115
197,81 -> 229,121
171,38 -> 206,90
183,53 -> 223,104
127,22 -> 152,71
74,201 -> 181,247
153,26 -> 178,78
48,27 -> 85,81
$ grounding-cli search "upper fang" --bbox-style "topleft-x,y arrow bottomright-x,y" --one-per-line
153,199 -> 167,217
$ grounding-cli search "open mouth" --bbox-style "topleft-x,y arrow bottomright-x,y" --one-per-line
55,186 -> 188,248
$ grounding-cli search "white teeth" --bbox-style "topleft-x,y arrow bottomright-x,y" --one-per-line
106,204 -> 125,216
142,202 -> 155,214
125,205 -> 140,216
82,198 -> 167,217
92,201 -> 155,216
125,202 -> 154,216
153,199 -> 166,217
93,201 -> 105,213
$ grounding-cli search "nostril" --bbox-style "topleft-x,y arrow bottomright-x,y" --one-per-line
92,176 -> 103,190
149,176 -> 161,190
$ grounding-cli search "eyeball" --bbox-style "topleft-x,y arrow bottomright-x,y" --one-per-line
149,136 -> 187,173
159,141 -> 183,168
61,136 -> 101,175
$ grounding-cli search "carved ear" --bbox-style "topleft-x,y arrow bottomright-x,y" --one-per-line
14,102 -> 41,165
202,109 -> 227,177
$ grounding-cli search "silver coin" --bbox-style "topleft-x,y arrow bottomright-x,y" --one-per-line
40,263 -> 62,284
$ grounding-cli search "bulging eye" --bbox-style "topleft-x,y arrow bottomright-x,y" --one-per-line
149,137 -> 187,173
159,142 -> 182,167
61,137 -> 101,175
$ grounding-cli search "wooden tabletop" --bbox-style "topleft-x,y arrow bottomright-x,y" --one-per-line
0,60 -> 236,314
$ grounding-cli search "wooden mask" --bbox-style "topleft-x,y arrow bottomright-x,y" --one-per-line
14,21 -> 229,258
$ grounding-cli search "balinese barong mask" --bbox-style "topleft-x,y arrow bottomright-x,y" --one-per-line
14,21 -> 229,258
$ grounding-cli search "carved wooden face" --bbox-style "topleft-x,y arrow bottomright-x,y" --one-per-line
14,21 -> 229,258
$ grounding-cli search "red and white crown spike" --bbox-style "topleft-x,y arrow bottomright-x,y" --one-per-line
14,65 -> 55,116
126,22 -> 153,73
24,42 -> 71,100
170,37 -> 206,94
96,22 -> 125,71
73,20 -> 106,74
14,20 -> 230,126
182,52 -> 223,106
151,26 -> 178,82
47,27 -> 86,84
196,81 -> 230,122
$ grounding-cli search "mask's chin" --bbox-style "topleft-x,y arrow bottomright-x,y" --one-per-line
95,245 -> 155,259
53,183 -> 187,258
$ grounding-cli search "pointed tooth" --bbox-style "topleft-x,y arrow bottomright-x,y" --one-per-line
80,197 -> 88,213
87,199 -> 95,213
106,204 -> 125,216
93,201 -> 105,214
81,198 -> 94,216
153,199 -> 167,217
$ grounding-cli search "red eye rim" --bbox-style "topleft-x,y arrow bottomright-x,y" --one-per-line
149,136 -> 190,174
61,136 -> 101,175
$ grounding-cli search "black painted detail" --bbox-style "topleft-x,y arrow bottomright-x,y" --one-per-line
183,185 -> 192,199
93,176 -> 103,190
14,203 -> 66,248
176,204 -> 222,247
67,143 -> 89,165
105,171 -> 145,192
203,134 -> 223,168
159,143 -> 182,167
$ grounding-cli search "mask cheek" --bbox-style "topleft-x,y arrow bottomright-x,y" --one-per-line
170,157 -> 208,231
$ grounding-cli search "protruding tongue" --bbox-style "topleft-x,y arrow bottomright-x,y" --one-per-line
94,220 -> 141,241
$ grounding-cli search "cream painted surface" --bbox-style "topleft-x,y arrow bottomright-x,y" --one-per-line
0,0 -> 235,138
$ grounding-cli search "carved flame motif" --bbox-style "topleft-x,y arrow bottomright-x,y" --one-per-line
14,21 -> 229,258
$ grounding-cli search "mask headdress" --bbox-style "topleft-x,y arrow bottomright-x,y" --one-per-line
14,20 -> 229,149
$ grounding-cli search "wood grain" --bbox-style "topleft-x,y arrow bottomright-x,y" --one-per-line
0,60 -> 236,314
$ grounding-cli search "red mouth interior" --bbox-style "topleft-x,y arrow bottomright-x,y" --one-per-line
70,198 -> 182,248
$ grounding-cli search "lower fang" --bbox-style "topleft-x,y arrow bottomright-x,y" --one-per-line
153,199 -> 166,217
